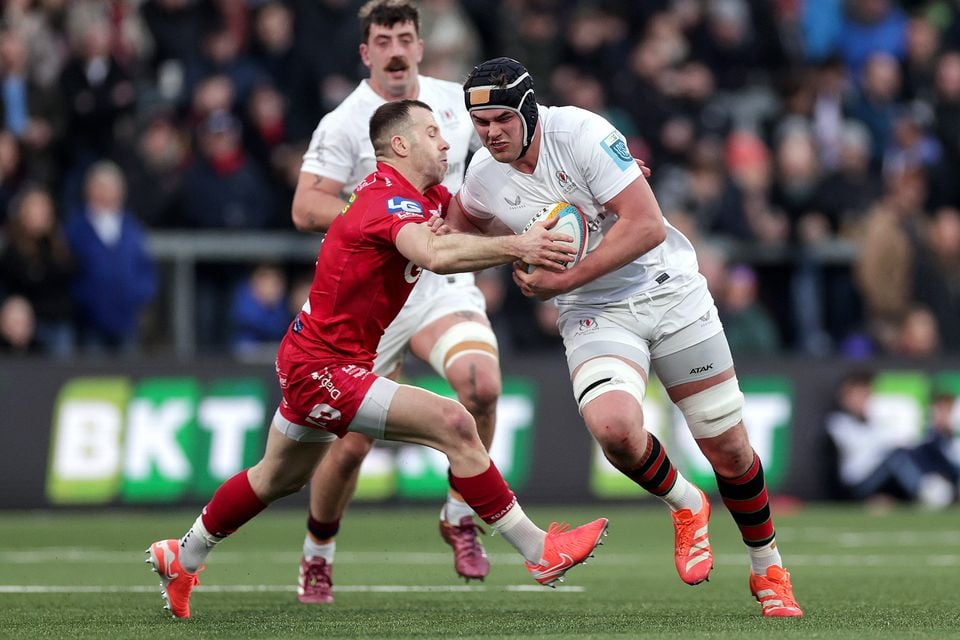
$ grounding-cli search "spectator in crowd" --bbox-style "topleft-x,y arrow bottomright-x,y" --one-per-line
0,294 -> 39,354
0,129 -> 27,222
0,25 -> 64,186
228,263 -> 289,358
186,73 -> 236,133
892,304 -> 940,359
933,51 -> 960,192
243,82 -> 289,181
914,388 -> 960,501
854,169 -> 927,353
826,370 -> 952,507
122,109 -> 189,228
817,120 -> 882,235
182,109 -> 274,229
0,186 -> 74,356
837,0 -> 908,77
248,1 -> 317,139
882,102 -> 943,182
58,12 -> 136,208
912,206 -> 960,352
2,0 -> 69,90
849,52 -> 903,167
418,0 -> 481,82
185,22 -> 263,107
717,264 -> 781,357
140,0 -> 208,93
64,161 -> 157,354
901,14 -> 941,104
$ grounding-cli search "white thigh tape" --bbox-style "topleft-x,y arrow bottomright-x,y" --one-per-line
572,356 -> 647,411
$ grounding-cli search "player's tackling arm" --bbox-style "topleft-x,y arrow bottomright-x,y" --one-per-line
291,171 -> 348,232
444,192 -> 516,236
395,220 -> 573,275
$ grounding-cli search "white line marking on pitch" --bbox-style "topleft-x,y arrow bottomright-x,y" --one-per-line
3,549 -> 960,567
0,584 -> 584,594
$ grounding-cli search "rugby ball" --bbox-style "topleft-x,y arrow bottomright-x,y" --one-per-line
521,202 -> 589,273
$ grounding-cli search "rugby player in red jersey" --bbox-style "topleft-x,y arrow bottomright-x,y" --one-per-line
145,99 -> 609,619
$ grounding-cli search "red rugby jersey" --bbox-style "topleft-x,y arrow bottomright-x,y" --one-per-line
287,162 -> 451,364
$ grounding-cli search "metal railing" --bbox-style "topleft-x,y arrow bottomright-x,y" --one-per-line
148,230 -> 859,358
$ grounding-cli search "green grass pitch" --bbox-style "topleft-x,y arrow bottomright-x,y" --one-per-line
1,503 -> 958,639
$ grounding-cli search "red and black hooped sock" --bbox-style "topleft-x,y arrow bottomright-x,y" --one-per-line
625,433 -> 678,497
715,452 -> 775,547
307,515 -> 340,542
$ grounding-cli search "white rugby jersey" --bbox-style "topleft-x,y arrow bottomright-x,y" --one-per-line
459,105 -> 700,306
301,75 -> 481,300
302,75 -> 478,192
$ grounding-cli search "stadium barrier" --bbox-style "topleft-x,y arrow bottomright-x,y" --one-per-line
146,230 -> 858,358
1,354 -> 957,509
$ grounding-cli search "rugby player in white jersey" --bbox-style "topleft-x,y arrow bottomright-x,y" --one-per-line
289,1 -> 497,602
444,57 -> 804,618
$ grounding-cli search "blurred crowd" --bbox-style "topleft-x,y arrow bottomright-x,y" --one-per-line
0,0 -> 958,359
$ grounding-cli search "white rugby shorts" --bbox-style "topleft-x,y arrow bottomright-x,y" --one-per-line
558,274 -> 733,390
373,272 -> 487,376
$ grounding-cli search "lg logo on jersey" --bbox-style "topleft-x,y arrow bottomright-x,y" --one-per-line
404,261 -> 423,283
387,197 -> 424,217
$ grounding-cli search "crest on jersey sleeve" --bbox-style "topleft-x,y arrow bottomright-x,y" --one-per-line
600,131 -> 634,171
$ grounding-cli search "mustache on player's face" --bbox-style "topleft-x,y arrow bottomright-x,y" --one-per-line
385,56 -> 409,72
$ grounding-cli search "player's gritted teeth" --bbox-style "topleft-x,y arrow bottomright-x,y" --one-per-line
489,139 -> 509,152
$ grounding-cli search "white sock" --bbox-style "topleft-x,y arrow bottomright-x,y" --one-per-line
748,540 -> 783,575
440,495 -> 475,524
661,474 -> 703,513
490,503 -> 545,564
179,516 -> 223,573
303,536 -> 336,563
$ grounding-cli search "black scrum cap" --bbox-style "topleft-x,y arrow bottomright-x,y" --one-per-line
463,57 -> 538,158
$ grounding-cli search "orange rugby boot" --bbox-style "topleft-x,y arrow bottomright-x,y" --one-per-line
145,539 -> 202,619
671,487 -> 713,585
750,565 -> 804,617
525,518 -> 609,587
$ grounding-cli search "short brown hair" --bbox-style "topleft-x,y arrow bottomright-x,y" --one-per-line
369,99 -> 431,156
358,0 -> 419,43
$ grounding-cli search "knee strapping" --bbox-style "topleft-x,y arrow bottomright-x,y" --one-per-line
572,357 -> 647,411
428,321 -> 499,377
675,377 -> 744,438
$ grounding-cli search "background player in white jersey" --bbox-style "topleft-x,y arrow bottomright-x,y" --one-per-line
445,57 -> 804,618
290,1 -> 498,601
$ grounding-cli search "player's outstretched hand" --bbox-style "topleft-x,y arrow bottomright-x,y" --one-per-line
515,216 -> 575,272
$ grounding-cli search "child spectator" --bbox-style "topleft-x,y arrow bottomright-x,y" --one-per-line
229,263 -> 289,358
0,294 -> 38,354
